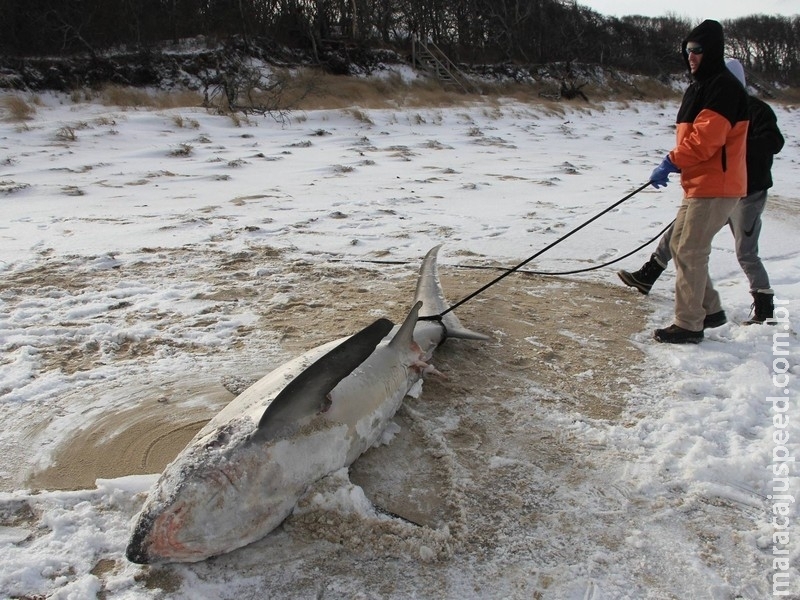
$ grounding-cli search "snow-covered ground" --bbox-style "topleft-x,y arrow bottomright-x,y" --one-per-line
0,90 -> 798,599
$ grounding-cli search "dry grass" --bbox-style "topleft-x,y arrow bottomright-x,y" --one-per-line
289,68 -> 684,112
226,111 -> 255,127
169,143 -> 194,157
172,114 -> 200,129
1,95 -> 38,121
624,77 -> 683,100
55,125 -> 78,142
93,115 -> 118,127
345,108 -> 374,125
292,69 -> 478,111
93,85 -> 202,109
772,87 -> 800,106
13,68 -> 791,123
43,66 -> 687,117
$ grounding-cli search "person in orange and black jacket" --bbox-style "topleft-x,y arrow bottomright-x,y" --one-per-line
617,58 -> 785,326
646,19 -> 750,344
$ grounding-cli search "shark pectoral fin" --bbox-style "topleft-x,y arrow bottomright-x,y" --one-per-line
253,317 -> 395,442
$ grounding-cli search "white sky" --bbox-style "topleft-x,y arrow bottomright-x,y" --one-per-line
578,0 -> 799,22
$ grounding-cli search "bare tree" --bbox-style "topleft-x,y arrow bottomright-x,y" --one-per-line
0,1 -> 797,86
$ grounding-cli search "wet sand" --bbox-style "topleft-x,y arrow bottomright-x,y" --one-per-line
16,249 -> 647,493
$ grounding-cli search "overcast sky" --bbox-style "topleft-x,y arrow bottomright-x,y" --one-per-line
578,0 -> 798,22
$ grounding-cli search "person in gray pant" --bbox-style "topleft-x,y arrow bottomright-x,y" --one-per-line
619,58 -> 785,326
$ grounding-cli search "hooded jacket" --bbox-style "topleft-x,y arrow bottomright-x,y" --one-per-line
725,58 -> 785,193
668,20 -> 749,198
745,94 -> 785,193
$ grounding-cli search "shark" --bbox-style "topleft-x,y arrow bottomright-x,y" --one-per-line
126,245 -> 489,564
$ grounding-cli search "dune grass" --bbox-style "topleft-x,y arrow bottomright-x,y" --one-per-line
1,94 -> 38,121
95,85 -> 204,109
6,65 -> 796,121
61,67 -> 682,113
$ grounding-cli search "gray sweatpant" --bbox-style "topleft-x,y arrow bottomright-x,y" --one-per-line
652,190 -> 772,293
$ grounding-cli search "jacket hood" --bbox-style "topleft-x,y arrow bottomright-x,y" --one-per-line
682,19 -> 726,81
725,58 -> 746,88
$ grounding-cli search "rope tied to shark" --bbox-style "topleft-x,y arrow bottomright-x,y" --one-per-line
420,181 -> 654,321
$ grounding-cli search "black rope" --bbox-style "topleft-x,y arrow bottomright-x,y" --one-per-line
421,181 -> 653,319
452,219 -> 674,276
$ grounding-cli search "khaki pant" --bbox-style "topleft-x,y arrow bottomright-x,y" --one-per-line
653,190 -> 771,292
669,197 -> 740,331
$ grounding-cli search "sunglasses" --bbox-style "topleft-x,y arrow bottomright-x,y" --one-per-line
686,46 -> 704,55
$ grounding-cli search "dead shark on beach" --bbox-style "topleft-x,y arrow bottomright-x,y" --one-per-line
126,245 -> 490,564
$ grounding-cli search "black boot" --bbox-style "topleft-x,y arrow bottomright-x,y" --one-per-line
703,310 -> 727,329
654,324 -> 703,344
744,291 -> 775,325
618,255 -> 665,295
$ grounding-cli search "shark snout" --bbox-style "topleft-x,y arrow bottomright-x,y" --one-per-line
125,521 -> 152,564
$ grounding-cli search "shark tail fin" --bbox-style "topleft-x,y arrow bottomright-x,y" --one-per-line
415,245 -> 492,342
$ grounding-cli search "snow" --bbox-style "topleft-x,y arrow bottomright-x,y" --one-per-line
0,86 -> 799,599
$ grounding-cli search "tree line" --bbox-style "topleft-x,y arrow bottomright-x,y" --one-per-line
1,0 -> 798,84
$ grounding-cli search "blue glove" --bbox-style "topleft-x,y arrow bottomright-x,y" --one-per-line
650,155 -> 680,189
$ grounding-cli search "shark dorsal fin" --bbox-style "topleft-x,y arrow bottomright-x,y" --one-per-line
254,317 -> 394,442
389,300 -> 422,350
